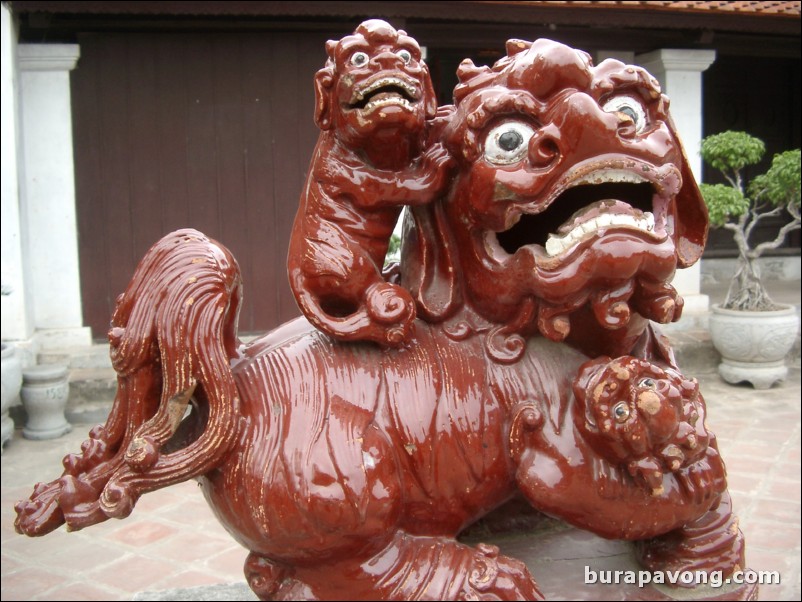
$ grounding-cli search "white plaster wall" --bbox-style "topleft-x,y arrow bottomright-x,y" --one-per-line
637,49 -> 716,181
17,44 -> 89,349
19,49 -> 79,327
637,49 -> 716,313
660,69 -> 705,181
662,67 -> 704,302
0,5 -> 32,342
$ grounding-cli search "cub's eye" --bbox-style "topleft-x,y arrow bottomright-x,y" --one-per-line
484,121 -> 536,165
638,377 -> 657,389
396,49 -> 412,64
350,51 -> 369,67
602,96 -> 648,134
613,402 -> 631,423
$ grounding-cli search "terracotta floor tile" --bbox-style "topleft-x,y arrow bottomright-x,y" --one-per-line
745,523 -> 801,551
148,529 -> 239,564
103,519 -> 179,547
765,478 -> 802,502
0,566 -> 71,600
202,544 -> 249,580
36,581 -> 123,602
151,568 -> 232,591
85,556 -> 181,592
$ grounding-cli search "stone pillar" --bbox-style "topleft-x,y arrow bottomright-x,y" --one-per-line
18,43 -> 91,349
1,5 -> 33,343
636,49 -> 716,318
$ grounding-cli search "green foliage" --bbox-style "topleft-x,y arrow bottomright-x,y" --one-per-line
387,233 -> 401,256
700,132 -> 800,221
748,149 -> 801,209
700,131 -> 765,174
384,233 -> 402,267
699,183 -> 748,227
699,130 -> 801,311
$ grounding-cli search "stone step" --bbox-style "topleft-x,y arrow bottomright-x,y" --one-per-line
66,367 -> 116,424
666,329 -> 721,374
38,344 -> 112,370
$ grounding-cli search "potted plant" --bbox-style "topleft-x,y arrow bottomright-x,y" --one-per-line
699,131 -> 800,388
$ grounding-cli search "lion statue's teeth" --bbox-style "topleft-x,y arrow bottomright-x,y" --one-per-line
365,96 -> 413,111
575,169 -> 649,186
545,212 -> 655,257
353,77 -> 417,105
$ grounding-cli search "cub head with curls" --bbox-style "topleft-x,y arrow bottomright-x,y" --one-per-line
573,356 -> 713,496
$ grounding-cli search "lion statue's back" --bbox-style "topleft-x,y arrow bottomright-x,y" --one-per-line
201,320 -> 585,565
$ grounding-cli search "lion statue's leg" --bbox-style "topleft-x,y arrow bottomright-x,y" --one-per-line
244,553 -> 316,601
244,531 -> 542,601
634,491 -> 746,582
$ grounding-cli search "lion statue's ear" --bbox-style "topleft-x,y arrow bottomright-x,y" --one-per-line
672,125 -> 709,268
400,203 -> 461,322
314,66 -> 335,131
422,63 -> 438,120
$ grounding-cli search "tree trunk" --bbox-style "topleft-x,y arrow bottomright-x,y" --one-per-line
722,254 -> 779,311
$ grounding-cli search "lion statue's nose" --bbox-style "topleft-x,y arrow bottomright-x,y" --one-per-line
528,128 -> 561,168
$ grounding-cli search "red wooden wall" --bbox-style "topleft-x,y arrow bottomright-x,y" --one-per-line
72,32 -> 328,338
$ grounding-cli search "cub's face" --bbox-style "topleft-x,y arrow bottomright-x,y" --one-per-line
573,356 -> 710,475
315,20 -> 437,146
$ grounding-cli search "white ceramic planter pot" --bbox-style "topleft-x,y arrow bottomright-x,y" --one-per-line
709,303 -> 800,389
1,343 -> 23,452
21,364 -> 72,440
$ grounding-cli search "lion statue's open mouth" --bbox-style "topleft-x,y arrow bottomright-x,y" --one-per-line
491,161 -> 677,261
346,75 -> 422,114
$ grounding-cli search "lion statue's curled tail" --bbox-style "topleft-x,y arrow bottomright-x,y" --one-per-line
15,229 -> 243,535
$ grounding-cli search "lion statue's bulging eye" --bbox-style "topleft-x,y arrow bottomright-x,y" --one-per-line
638,377 -> 657,389
396,49 -> 412,64
484,122 -> 536,165
602,96 -> 648,134
613,402 -> 631,423
351,51 -> 369,67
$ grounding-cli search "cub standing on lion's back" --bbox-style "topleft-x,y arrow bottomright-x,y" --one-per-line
288,19 -> 453,348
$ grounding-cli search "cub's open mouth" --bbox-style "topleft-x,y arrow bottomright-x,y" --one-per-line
494,169 -> 670,259
348,77 -> 419,111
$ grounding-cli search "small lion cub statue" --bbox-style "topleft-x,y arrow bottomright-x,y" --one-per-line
288,19 -> 452,347
573,355 -> 712,496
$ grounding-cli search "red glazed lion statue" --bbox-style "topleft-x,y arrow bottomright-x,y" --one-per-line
16,23 -> 745,601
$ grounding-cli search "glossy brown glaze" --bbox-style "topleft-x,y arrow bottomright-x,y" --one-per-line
14,230 -> 243,533
16,23 -> 747,601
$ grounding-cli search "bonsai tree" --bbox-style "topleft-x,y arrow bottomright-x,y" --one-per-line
699,131 -> 800,311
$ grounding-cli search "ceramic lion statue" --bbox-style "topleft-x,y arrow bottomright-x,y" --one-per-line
16,23 -> 747,601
